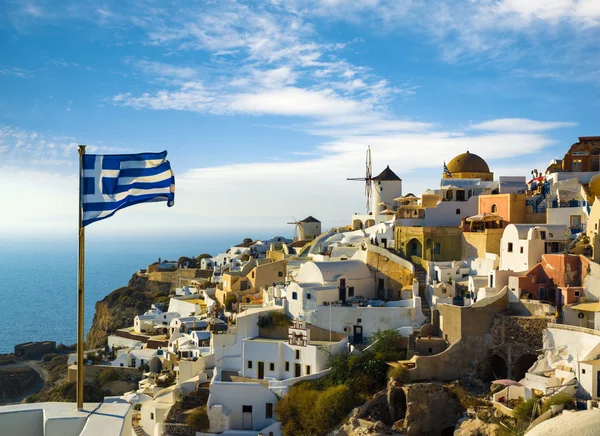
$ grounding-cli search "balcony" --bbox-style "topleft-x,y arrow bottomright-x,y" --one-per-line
549,200 -> 586,209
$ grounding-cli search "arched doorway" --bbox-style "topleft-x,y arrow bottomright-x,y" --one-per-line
352,219 -> 364,230
513,354 -> 538,381
406,239 -> 422,257
149,356 -> 162,373
365,219 -> 375,228
489,354 -> 508,380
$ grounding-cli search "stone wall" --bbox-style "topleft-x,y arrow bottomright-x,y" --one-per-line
366,249 -> 414,297
489,315 -> 549,380
164,423 -> 194,436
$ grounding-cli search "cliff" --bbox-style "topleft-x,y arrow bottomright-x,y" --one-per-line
86,274 -> 172,349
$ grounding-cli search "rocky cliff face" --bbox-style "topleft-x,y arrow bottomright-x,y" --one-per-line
86,274 -> 171,349
333,380 -> 465,436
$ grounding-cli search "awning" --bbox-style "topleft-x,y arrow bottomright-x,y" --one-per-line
492,379 -> 524,387
570,302 -> 600,312
466,213 -> 503,222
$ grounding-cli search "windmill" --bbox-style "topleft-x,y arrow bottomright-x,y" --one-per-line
287,216 -> 301,241
347,145 -> 373,213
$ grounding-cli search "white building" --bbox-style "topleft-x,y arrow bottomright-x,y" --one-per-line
207,368 -> 280,434
241,320 -> 347,380
499,224 -> 569,272
522,325 -> 600,401
0,402 -> 132,436
134,309 -> 179,334
285,260 -> 424,341
111,347 -> 162,371
546,178 -> 589,235
167,297 -> 207,318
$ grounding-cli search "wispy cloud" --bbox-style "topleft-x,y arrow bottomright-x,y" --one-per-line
0,65 -> 34,78
470,118 -> 578,133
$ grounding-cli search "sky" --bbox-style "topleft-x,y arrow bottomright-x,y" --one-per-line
1,0 -> 600,240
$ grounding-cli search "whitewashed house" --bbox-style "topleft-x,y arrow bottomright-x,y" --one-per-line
499,224 -> 569,272
286,260 -> 425,342
241,320 -> 347,380
134,310 -> 180,334
111,347 -> 162,371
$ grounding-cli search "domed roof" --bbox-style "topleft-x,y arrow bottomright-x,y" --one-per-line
589,174 -> 600,197
447,151 -> 490,174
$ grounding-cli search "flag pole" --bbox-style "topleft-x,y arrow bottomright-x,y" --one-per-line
77,145 -> 86,410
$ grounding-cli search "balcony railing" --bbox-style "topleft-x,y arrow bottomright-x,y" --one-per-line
549,200 -> 586,209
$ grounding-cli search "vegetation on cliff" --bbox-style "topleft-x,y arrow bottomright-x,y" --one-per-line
86,273 -> 171,349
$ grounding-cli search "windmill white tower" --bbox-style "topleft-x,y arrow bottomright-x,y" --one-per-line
348,146 -> 403,225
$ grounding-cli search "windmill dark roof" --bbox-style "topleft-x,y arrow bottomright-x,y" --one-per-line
300,216 -> 321,223
373,166 -> 401,181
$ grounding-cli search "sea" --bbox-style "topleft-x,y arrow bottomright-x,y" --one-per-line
0,230 -> 287,354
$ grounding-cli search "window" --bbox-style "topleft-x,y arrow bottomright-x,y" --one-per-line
573,159 -> 583,172
433,243 -> 441,255
266,403 -> 273,419
520,247 -> 524,254
306,294 -> 311,300
442,287 -> 447,294
446,190 -> 453,200
456,208 -> 461,215
491,204 -> 498,214
269,362 -> 275,371
508,243 -> 513,253
278,271 -> 283,277
306,365 -> 311,375
285,361 -> 290,371
247,360 -> 253,369
348,286 -> 355,297
428,348 -> 433,353
571,215 -> 582,229
131,358 -> 136,367
295,350 -> 300,359
292,292 -> 298,300
357,318 -> 362,323
540,231 -> 546,240
582,368 -> 586,374
252,271 -> 255,279
575,290 -> 581,297
242,405 -> 252,413
150,413 -> 154,420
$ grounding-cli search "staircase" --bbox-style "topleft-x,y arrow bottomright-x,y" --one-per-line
413,264 -> 431,324
133,425 -> 146,436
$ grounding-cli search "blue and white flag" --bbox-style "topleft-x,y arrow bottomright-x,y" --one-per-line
443,161 -> 452,178
81,151 -> 175,227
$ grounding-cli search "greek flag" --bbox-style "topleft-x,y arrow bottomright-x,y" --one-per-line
443,161 -> 452,178
81,151 -> 175,227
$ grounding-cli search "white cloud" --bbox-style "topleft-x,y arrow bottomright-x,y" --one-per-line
470,118 -> 577,132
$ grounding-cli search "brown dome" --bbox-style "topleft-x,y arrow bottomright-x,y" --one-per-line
447,151 -> 490,174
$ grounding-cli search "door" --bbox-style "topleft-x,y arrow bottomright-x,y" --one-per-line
339,278 -> 346,303
258,361 -> 265,379
597,371 -> 600,398
242,405 -> 252,430
295,363 -> 301,378
353,325 -> 363,344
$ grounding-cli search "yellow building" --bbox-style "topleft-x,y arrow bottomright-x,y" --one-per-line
217,259 -> 287,305
394,226 -> 463,264
444,151 -> 493,181
586,175 -> 600,262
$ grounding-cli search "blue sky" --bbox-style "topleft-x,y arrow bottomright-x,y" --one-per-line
1,0 -> 600,239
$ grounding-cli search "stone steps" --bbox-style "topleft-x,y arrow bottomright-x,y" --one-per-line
133,425 -> 146,436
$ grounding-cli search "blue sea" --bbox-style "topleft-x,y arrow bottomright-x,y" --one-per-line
0,230 -> 287,353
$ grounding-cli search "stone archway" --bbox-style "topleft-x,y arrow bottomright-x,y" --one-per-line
353,219 -> 364,230
513,353 -> 537,381
407,239 -> 422,257
149,356 -> 162,373
489,354 -> 508,380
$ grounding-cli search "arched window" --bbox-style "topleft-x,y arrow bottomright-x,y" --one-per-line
491,204 -> 498,214
292,292 -> 298,300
